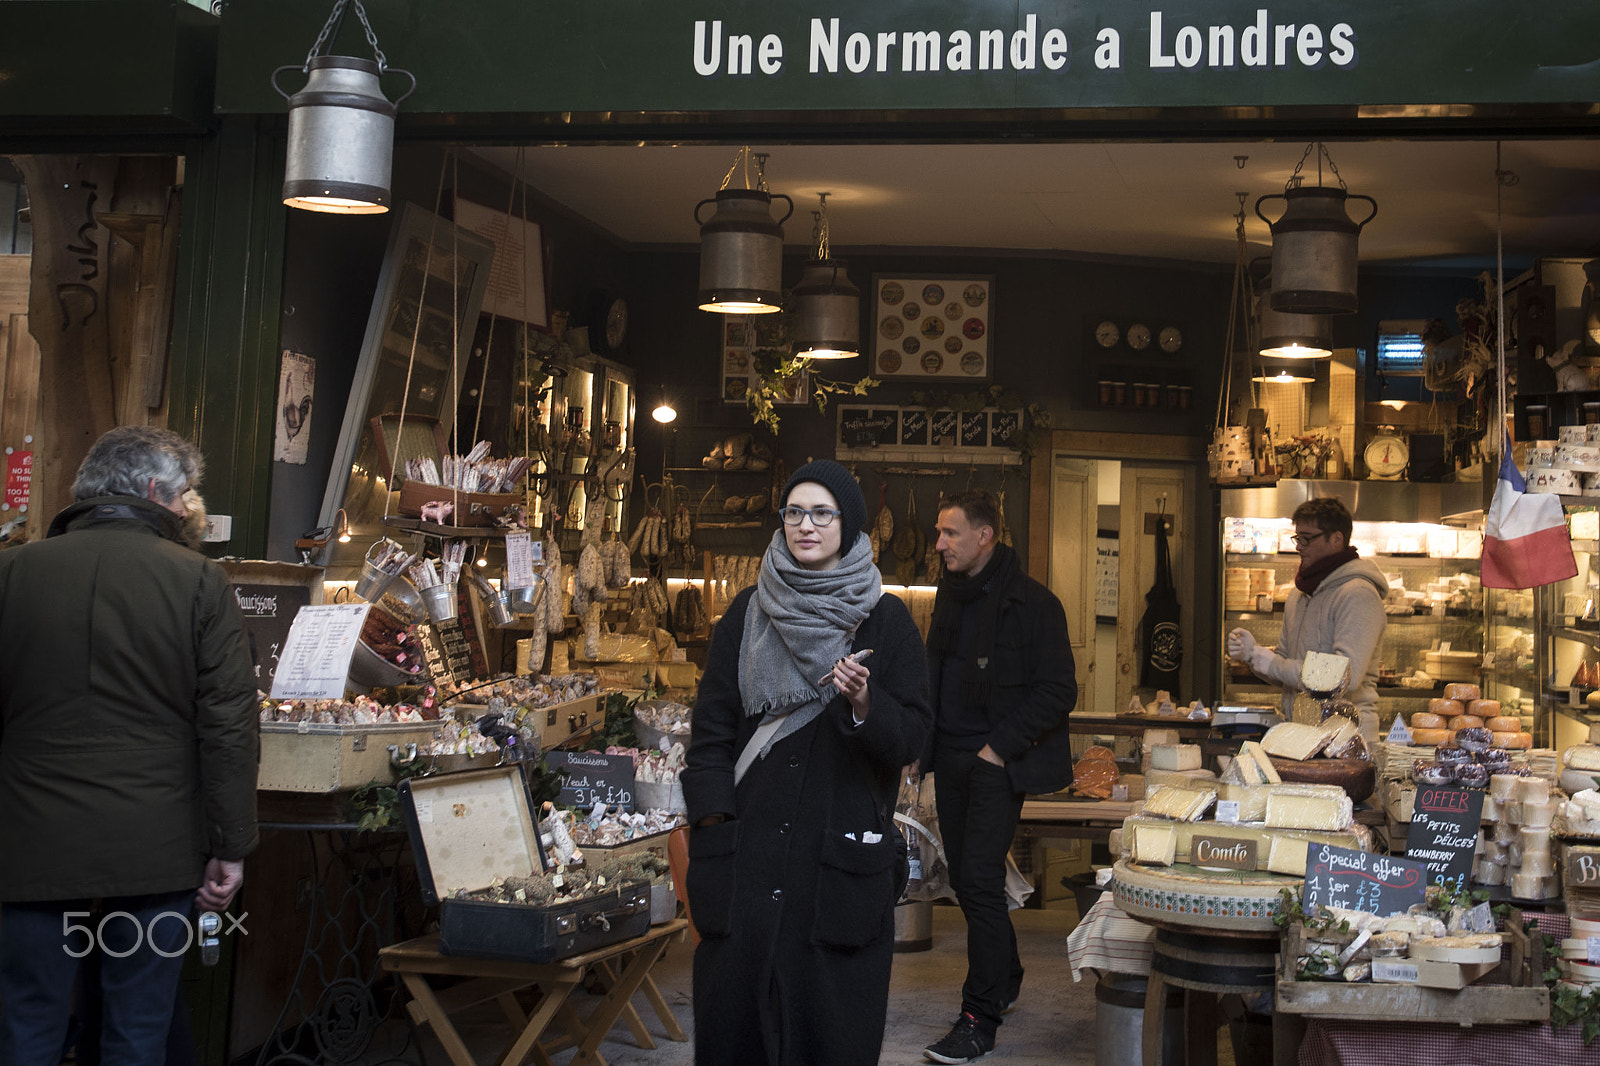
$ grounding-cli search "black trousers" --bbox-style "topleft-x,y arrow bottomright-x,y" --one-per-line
933,745 -> 1025,1030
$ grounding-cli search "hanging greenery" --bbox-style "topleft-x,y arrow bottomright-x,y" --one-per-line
743,346 -> 878,433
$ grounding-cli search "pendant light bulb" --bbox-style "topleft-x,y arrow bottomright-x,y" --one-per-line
791,193 -> 860,360
652,402 -> 678,424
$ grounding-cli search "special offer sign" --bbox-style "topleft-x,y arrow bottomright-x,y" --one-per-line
3,450 -> 30,511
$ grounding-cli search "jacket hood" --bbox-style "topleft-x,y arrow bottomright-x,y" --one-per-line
1314,555 -> 1390,599
47,496 -> 184,542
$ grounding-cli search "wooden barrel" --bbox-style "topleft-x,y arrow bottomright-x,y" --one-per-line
1149,926 -> 1279,994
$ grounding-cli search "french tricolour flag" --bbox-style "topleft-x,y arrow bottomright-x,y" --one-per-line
1482,436 -> 1578,589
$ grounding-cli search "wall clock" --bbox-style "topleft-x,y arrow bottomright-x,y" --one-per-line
1159,326 -> 1184,353
1095,320 -> 1121,348
1127,323 -> 1152,351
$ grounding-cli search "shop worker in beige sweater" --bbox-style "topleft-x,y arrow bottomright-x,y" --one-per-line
1227,496 -> 1388,742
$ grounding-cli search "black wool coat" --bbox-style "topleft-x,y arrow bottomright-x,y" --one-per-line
682,588 -> 931,1066
923,566 -> 1078,796
0,497 -> 260,902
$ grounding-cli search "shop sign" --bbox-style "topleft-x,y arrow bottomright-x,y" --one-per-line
217,1 -> 1600,117
3,450 -> 30,512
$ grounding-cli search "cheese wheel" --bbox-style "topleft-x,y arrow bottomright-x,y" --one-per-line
1443,683 -> 1481,702
1493,731 -> 1533,749
1410,712 -> 1446,730
1454,715 -> 1486,730
1467,699 -> 1501,717
1081,745 -> 1118,762
1428,698 -> 1466,717
1487,716 -> 1522,733
1412,728 -> 1451,746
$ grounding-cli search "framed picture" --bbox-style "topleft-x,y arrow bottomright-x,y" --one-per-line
720,312 -> 808,405
453,195 -> 550,331
871,275 -> 993,381
316,203 -> 497,547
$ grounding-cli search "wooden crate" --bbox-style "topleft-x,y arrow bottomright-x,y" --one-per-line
1275,911 -> 1550,1023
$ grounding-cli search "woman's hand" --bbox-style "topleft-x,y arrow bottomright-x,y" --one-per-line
830,655 -> 871,720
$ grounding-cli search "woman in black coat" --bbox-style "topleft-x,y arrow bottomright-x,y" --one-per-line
682,460 -> 931,1066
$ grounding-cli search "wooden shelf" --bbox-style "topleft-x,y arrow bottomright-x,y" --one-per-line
1554,626 -> 1600,650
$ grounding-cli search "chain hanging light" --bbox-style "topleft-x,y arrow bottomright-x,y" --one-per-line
695,147 -> 793,314
789,193 -> 860,359
272,0 -> 415,214
1255,143 -> 1377,315
1253,265 -> 1332,360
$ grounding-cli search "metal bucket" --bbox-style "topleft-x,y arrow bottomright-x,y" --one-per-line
488,590 -> 516,628
893,900 -> 933,953
418,584 -> 457,624
1094,974 -> 1183,1066
1256,185 -> 1376,316
507,575 -> 546,615
695,187 -> 793,311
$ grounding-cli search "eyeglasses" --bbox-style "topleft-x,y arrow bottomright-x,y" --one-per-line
778,506 -> 840,527
1290,530 -> 1330,548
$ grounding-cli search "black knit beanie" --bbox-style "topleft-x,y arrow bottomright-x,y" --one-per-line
781,460 -> 868,552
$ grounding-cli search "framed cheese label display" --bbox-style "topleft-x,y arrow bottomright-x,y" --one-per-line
873,275 -> 992,381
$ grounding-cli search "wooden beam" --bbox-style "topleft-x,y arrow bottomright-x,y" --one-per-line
0,255 -> 28,314
11,155 -> 120,526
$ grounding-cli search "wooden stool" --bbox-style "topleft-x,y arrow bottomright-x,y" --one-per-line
1141,926 -> 1278,1066
380,919 -> 688,1066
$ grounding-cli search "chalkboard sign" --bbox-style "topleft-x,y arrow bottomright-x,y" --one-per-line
1408,785 -> 1486,894
959,412 -> 987,447
545,751 -> 636,812
930,409 -> 958,445
900,409 -> 930,446
231,582 -> 313,689
989,410 -> 1021,447
840,408 -> 898,447
1301,843 -> 1429,916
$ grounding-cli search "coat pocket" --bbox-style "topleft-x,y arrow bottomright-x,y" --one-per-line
811,833 -> 897,949
685,819 -> 741,939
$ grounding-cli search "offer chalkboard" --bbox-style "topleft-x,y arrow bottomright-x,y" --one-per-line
545,751 -> 636,812
930,410 -> 958,445
1408,785 -> 1485,894
1301,843 -> 1429,916
959,412 -> 987,447
989,410 -> 1021,447
900,409 -> 930,446
839,408 -> 898,447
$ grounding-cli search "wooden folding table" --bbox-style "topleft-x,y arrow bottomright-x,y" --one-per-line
380,918 -> 688,1066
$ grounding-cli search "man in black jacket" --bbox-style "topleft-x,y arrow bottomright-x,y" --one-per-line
919,489 -> 1076,1064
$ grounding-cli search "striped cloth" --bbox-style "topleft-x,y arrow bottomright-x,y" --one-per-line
1065,891 -> 1156,983
1298,911 -> 1579,1065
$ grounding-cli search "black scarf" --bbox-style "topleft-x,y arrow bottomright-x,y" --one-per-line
927,543 -> 1019,712
1296,546 -> 1359,595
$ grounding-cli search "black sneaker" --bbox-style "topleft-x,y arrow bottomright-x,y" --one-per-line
924,1011 -> 995,1064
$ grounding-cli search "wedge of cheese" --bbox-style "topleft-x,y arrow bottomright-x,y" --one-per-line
1266,835 -> 1314,876
1150,744 -> 1203,771
1132,824 -> 1178,866
1238,740 -> 1283,784
1301,650 -> 1350,694
1217,782 -> 1270,822
1145,768 -> 1217,791
1321,716 -> 1362,758
1142,784 -> 1217,821
1261,721 -> 1338,761
1264,783 -> 1354,830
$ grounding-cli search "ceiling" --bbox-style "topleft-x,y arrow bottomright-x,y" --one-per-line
472,139 -> 1600,268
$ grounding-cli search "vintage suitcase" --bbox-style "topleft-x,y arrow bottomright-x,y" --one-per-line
258,720 -> 441,792
399,765 -> 650,962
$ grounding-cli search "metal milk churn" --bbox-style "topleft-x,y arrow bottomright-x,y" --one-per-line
790,259 -> 861,355
1255,185 -> 1376,316
273,56 -> 416,214
1252,262 -> 1333,357
695,188 -> 794,312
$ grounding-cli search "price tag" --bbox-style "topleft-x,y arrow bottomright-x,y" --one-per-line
505,530 -> 536,590
1215,800 -> 1241,823
413,796 -> 434,824
1372,960 -> 1420,984
1386,716 -> 1413,745
1587,937 -> 1600,965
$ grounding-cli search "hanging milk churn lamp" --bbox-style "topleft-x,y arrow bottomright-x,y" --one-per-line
1255,143 -> 1376,316
695,147 -> 793,313
273,0 -> 416,214
790,193 -> 860,359
1251,260 -> 1333,360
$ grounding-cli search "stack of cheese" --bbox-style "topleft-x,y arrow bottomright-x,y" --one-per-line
1552,917 -> 1600,994
1557,743 -> 1600,840
1121,740 -> 1369,877
1070,745 -> 1121,799
1406,684 -> 1532,750
1560,744 -> 1600,798
1477,774 -> 1560,899
1295,906 -> 1503,984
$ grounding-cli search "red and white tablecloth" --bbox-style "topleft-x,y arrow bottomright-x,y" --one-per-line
1298,911 -> 1593,1066
1065,891 -> 1155,982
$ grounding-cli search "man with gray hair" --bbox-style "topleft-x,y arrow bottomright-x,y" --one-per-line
0,425 -> 259,1066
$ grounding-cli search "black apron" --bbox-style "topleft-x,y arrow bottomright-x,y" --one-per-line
1139,520 -> 1183,698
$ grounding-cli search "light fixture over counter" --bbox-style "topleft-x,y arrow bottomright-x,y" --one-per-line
695,147 -> 792,314
790,192 -> 860,360
1251,360 -> 1317,384
1255,270 -> 1332,360
273,0 -> 415,215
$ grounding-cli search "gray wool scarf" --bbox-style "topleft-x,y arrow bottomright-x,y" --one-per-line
738,530 -> 880,772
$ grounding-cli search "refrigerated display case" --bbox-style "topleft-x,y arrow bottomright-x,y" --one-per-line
1218,480 -> 1486,731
